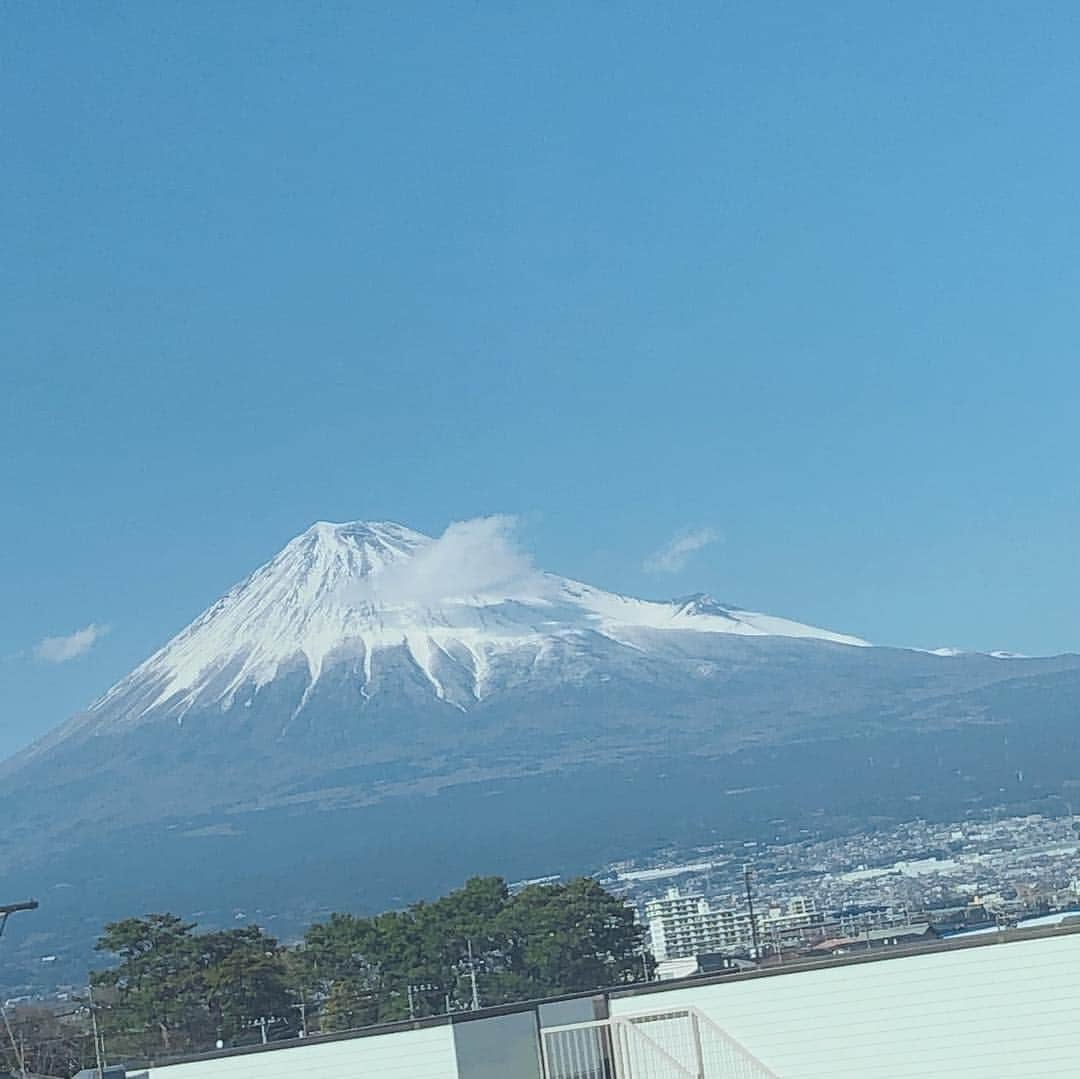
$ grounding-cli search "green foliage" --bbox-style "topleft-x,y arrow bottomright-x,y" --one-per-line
201,926 -> 295,1042
302,875 -> 647,1027
319,976 -> 381,1031
494,877 -> 648,997
87,875 -> 650,1059
92,915 -> 295,1058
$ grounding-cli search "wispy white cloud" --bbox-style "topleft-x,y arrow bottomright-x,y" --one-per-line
34,623 -> 109,663
345,515 -> 546,606
644,527 -> 719,574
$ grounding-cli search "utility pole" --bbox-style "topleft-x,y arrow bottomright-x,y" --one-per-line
88,985 -> 106,1078
1,1004 -> 27,1079
291,995 -> 308,1037
743,865 -> 761,963
0,902 -> 38,1079
466,939 -> 480,1011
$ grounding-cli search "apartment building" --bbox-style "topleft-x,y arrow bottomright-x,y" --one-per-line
645,888 -> 820,960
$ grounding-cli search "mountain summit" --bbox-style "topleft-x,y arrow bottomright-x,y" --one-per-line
75,519 -> 867,736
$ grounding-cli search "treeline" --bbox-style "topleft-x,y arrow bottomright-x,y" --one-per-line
86,876 -> 650,1062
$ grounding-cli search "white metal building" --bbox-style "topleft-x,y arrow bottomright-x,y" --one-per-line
144,1024 -> 457,1079
610,926 -> 1080,1078
134,923 -> 1080,1078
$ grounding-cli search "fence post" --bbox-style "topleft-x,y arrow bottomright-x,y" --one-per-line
690,1009 -> 705,1079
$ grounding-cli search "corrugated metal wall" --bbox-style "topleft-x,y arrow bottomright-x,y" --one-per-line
145,1023 -> 458,1079
609,933 -> 1080,1078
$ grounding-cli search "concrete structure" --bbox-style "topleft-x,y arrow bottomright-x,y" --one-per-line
646,889 -> 735,959
654,954 -> 702,981
654,953 -> 752,981
645,888 -> 820,959
807,922 -> 936,955
131,923 -> 1080,1078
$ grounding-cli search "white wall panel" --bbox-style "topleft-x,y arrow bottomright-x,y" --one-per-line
146,1022 -> 458,1079
610,933 -> 1080,1078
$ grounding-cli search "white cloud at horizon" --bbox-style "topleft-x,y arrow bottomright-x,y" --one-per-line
345,515 -> 548,606
644,527 -> 720,574
33,623 -> 110,663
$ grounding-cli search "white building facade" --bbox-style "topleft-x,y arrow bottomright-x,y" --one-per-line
645,888 -> 820,960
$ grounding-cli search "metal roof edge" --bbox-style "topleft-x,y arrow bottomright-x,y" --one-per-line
130,920 -> 1080,1070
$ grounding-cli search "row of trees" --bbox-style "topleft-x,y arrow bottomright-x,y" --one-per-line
84,876 -> 650,1063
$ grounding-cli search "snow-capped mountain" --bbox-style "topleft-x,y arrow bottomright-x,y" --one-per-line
6,518 -> 1080,996
77,520 -> 867,735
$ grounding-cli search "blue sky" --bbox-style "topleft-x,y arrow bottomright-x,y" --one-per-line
4,2 -> 1080,757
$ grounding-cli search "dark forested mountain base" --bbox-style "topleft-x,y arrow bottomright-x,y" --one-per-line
5,661 -> 1080,994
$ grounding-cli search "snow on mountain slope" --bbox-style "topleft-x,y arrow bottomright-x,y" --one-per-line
86,520 -> 869,729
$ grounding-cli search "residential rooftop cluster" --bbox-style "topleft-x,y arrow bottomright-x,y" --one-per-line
596,810 -> 1080,972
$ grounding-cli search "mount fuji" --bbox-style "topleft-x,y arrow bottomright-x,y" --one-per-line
4,519 -> 1080,992
48,519 -> 866,740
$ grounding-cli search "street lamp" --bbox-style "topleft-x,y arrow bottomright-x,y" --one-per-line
0,901 -> 38,940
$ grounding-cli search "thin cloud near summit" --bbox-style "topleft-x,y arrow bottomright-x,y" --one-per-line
33,623 -> 110,663
343,515 -> 548,606
644,527 -> 720,574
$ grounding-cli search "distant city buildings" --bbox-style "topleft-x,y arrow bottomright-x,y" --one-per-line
611,811 -> 1080,969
